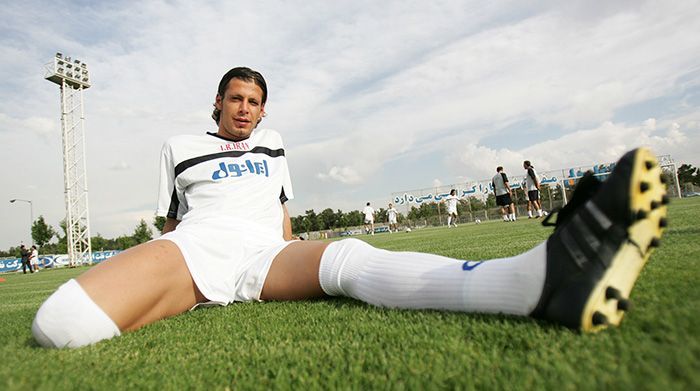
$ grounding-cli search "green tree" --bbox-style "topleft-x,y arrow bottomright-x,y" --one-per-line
31,215 -> 56,247
468,197 -> 486,211
318,208 -> 337,230
376,208 -> 387,223
132,219 -> 153,244
91,234 -> 110,251
485,194 -> 496,208
677,164 -> 699,186
153,216 -> 167,233
290,215 -> 305,234
346,210 -> 363,227
303,209 -> 319,232
115,235 -> 137,250
335,209 -> 348,230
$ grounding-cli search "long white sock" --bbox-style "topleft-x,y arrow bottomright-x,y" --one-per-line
319,238 -> 546,316
33,279 -> 120,348
447,216 -> 452,226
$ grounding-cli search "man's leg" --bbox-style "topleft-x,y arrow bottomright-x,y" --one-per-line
263,236 -> 546,315
262,148 -> 667,332
33,240 -> 205,348
261,241 -> 328,300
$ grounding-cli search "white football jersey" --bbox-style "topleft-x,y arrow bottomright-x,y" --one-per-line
525,167 -> 539,191
156,129 -> 293,240
387,207 -> 398,220
445,195 -> 459,212
492,172 -> 510,196
363,206 -> 375,220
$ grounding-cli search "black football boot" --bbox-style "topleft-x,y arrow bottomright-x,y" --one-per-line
531,148 -> 668,332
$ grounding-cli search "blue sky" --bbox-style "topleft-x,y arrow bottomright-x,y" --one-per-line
1,0 -> 699,249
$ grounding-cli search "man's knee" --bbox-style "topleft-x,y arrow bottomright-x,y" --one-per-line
319,238 -> 375,297
32,279 -> 120,349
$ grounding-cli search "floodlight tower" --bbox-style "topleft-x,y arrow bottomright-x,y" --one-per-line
44,52 -> 93,266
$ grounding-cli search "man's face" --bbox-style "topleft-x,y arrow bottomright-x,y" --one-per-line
215,78 -> 265,141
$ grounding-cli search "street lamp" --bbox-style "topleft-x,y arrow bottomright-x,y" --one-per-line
10,199 -> 34,246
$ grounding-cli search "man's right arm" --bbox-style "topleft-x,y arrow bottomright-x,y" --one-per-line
162,218 -> 180,234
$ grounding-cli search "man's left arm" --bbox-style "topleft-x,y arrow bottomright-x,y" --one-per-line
282,204 -> 292,241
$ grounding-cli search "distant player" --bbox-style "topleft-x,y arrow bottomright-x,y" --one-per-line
32,66 -> 669,349
524,160 -> 544,218
444,189 -> 459,228
387,203 -> 399,233
363,202 -> 375,235
29,245 -> 40,272
492,166 -> 516,222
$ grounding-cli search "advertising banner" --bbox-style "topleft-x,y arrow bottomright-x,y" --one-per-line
0,251 -> 121,273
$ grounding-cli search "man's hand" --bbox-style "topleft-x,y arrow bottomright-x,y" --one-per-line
162,218 -> 180,234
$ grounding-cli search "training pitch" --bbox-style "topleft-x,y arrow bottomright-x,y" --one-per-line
1,198 -> 698,389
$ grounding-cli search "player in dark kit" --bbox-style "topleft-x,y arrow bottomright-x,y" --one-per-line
493,166 -> 516,222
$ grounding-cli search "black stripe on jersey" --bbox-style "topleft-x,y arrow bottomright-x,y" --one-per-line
280,187 -> 288,204
527,167 -> 536,180
173,147 -> 285,178
501,172 -> 509,182
167,188 -> 179,219
167,147 -> 286,219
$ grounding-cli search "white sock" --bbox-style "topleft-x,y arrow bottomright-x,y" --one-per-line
510,213 -> 516,221
447,216 -> 452,226
319,238 -> 546,316
32,279 -> 120,348
537,209 -> 543,217
528,210 -> 533,218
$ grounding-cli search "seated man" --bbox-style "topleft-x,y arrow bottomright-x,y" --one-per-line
32,67 -> 668,348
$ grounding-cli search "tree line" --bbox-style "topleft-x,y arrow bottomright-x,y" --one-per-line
2,164 -> 697,256
0,217 -> 158,258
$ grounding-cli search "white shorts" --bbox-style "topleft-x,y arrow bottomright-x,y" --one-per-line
364,219 -> 374,224
447,208 -> 457,215
158,222 -> 294,305
388,217 -> 397,224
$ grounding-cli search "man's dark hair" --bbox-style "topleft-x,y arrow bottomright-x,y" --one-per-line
366,202 -> 371,206
496,166 -> 503,172
212,67 -> 268,125
450,189 -> 456,195
524,160 -> 531,168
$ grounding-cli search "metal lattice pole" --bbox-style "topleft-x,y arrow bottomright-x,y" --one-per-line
45,53 -> 93,266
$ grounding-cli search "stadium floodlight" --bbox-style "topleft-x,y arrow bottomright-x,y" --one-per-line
9,199 -> 34,246
44,52 -> 93,266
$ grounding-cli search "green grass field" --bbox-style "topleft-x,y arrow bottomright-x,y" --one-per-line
1,198 -> 699,390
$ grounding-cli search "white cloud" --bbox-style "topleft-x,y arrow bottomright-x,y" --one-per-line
109,161 -> 131,171
0,113 -> 54,137
1,0 -> 699,247
317,166 -> 362,184
447,118 -> 697,182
